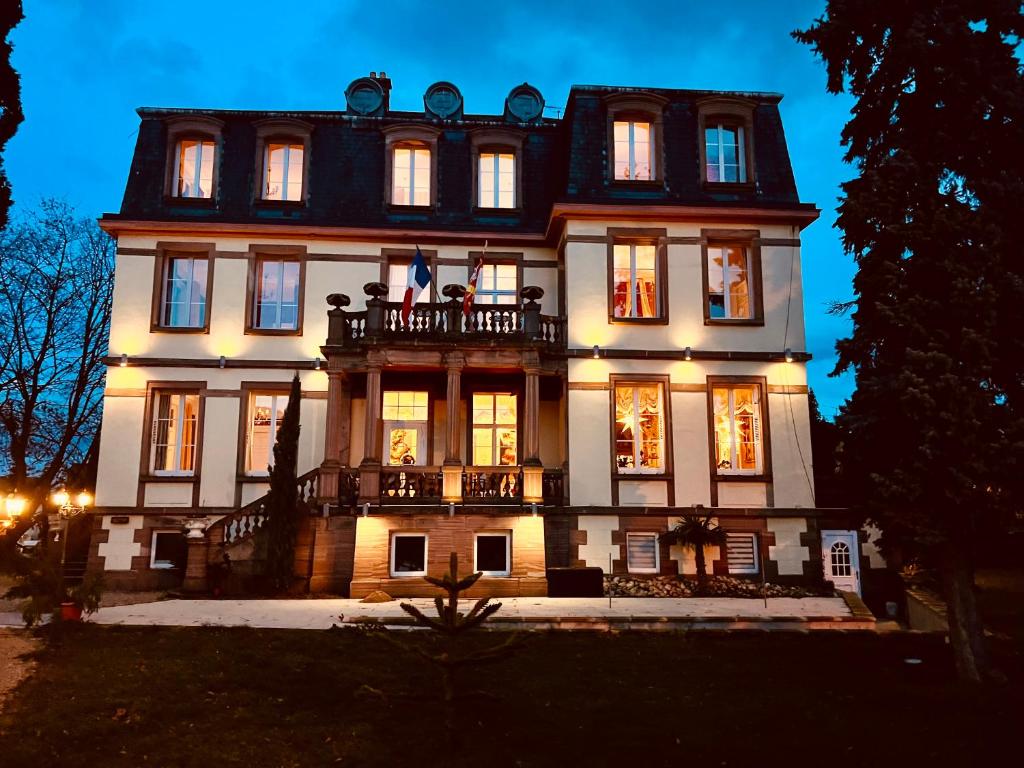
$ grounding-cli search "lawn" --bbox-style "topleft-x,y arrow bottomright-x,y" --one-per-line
0,626 -> 1020,767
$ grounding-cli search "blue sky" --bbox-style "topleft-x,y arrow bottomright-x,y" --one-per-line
6,0 -> 857,415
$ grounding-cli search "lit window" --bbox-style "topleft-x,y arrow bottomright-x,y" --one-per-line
263,142 -> 304,201
479,152 -> 515,208
161,255 -> 208,328
705,124 -> 746,183
830,541 -> 852,577
246,393 -> 289,475
474,263 -> 518,305
392,145 -> 431,206
383,391 -> 429,466
707,245 -> 753,320
391,533 -> 427,577
612,244 -> 659,319
172,139 -> 215,198
386,262 -> 409,302
626,532 -> 659,574
253,259 -> 301,330
472,393 -> 517,466
613,120 -> 652,180
475,532 -> 511,576
614,383 -> 665,473
151,392 -> 200,475
726,532 -> 759,574
712,384 -> 764,475
150,530 -> 186,570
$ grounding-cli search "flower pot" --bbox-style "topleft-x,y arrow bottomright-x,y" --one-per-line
60,601 -> 83,622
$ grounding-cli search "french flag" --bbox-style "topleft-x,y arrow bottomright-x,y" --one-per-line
401,247 -> 432,325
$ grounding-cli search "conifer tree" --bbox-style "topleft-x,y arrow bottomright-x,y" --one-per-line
263,374 -> 302,592
795,1 -> 1024,682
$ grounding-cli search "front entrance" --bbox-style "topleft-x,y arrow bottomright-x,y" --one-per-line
821,530 -> 860,595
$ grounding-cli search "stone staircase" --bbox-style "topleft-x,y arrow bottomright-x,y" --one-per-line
206,468 -> 320,551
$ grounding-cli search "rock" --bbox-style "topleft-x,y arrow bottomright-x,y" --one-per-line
360,590 -> 394,603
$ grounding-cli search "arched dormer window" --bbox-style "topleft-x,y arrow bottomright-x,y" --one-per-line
254,118 -> 312,204
384,125 -> 440,208
697,97 -> 756,187
604,93 -> 667,183
165,116 -> 224,201
470,129 -> 523,210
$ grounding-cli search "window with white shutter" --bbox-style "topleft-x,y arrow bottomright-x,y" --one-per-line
726,532 -> 759,574
626,532 -> 659,574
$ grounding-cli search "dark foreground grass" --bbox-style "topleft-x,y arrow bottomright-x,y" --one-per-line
0,626 -> 1020,767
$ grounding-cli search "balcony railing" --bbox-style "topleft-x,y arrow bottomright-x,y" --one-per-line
325,283 -> 565,349
463,467 -> 522,503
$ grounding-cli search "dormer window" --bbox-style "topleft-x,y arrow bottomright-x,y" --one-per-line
263,142 -> 304,201
705,123 -> 746,183
173,139 -> 215,198
479,152 -> 514,208
613,120 -> 652,181
392,144 -> 431,206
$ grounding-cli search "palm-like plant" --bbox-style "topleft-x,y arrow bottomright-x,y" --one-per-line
661,513 -> 728,584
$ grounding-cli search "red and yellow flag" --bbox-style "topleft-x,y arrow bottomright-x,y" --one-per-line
463,243 -> 486,317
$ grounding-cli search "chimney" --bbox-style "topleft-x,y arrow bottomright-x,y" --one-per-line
371,70 -> 392,111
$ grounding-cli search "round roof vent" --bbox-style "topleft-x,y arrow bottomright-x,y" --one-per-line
424,81 -> 463,120
345,77 -> 385,116
505,83 -> 544,123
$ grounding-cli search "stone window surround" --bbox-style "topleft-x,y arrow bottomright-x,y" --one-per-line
603,92 -> 668,184
253,117 -> 313,205
696,96 -> 756,189
605,227 -> 669,325
699,228 -> 765,327
705,375 -> 773,484
163,116 -> 224,202
149,241 -> 216,335
469,128 -> 524,212
383,124 -> 441,209
137,380 -> 206,509
243,244 -> 307,336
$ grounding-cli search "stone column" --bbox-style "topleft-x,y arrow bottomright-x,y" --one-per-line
442,351 -> 465,503
358,352 -> 384,503
318,366 -> 350,502
522,353 -> 543,504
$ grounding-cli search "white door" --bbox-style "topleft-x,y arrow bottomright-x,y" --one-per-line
821,530 -> 861,595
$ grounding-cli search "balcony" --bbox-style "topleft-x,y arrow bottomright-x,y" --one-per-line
336,466 -> 566,507
325,282 -> 565,349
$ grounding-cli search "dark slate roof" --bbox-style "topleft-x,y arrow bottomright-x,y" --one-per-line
105,85 -> 810,234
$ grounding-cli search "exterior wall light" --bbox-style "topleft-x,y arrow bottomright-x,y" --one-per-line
592,345 -> 600,359
784,348 -> 794,363
314,357 -> 321,370
219,355 -> 227,369
684,346 -> 692,361
119,353 -> 128,367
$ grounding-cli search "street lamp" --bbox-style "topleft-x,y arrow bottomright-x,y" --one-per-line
1,493 -> 27,534
52,488 -> 91,579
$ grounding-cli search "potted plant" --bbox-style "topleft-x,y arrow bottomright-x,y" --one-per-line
660,512 -> 728,590
4,548 -> 104,626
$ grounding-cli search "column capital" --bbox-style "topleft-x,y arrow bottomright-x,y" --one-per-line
445,351 -> 466,371
365,350 -> 387,369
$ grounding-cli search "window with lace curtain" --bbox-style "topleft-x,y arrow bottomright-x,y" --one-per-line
613,382 -> 666,474
711,383 -> 765,475
612,243 -> 660,319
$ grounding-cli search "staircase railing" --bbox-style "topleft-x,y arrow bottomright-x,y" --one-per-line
207,468 -> 320,546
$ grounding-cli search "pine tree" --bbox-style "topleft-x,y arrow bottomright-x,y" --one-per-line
263,374 -> 302,592
795,1 -> 1024,682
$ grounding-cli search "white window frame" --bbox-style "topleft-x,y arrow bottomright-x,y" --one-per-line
473,263 -> 518,305
626,532 -> 660,574
612,244 -> 661,319
478,151 -> 515,208
390,532 -> 428,577
707,245 -> 753,320
713,384 -> 764,476
253,259 -> 301,330
161,255 -> 208,328
726,532 -> 760,575
614,382 -> 666,475
705,123 -> 747,183
246,393 -> 289,476
474,532 -> 511,577
150,529 -> 184,570
172,139 -> 215,198
392,145 -> 431,206
150,391 -> 199,476
471,392 -> 518,467
614,120 -> 653,181
262,141 -> 304,201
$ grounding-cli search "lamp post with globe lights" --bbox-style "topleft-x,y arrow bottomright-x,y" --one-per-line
1,493 -> 28,534
51,489 -> 92,579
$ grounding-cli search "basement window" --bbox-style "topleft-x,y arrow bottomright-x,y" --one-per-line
474,532 -> 511,577
626,532 -> 659,574
391,533 -> 427,577
150,530 -> 187,570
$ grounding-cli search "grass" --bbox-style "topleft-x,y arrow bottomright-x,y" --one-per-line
0,626 -> 1020,767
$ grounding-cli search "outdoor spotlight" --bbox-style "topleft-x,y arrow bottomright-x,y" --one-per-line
592,344 -> 600,359
119,353 -> 128,367
684,346 -> 692,361
784,348 -> 794,363
314,356 -> 321,370
219,355 -> 226,369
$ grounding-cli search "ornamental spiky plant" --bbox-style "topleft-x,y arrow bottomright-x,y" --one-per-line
399,551 -> 502,633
